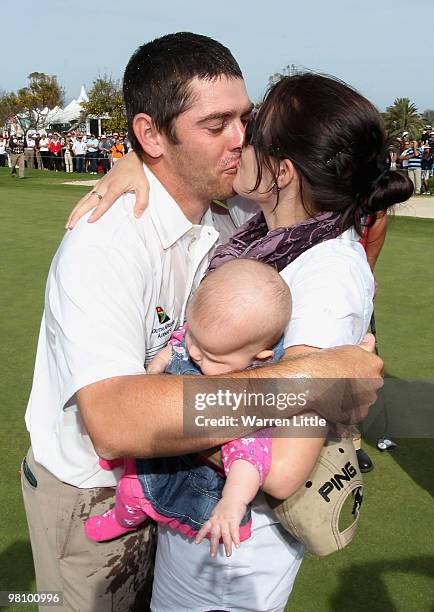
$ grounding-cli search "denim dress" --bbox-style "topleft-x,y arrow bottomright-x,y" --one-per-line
135,336 -> 284,534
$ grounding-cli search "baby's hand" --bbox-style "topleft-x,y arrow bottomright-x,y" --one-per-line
195,496 -> 246,557
147,345 -> 173,374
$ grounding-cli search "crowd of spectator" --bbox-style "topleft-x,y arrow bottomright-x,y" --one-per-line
0,130 -> 130,177
388,125 -> 434,195
2,125 -> 434,195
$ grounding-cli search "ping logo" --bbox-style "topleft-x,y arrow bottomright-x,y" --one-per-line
156,306 -> 171,324
318,461 -> 358,502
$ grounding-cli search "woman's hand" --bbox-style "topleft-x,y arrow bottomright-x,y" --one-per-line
65,151 -> 150,229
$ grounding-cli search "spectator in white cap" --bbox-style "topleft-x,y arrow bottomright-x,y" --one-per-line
24,132 -> 36,170
401,139 -> 424,194
98,135 -> 111,174
49,133 -> 62,171
86,134 -> 99,174
72,135 -> 86,173
64,137 -> 74,173
38,133 -> 50,170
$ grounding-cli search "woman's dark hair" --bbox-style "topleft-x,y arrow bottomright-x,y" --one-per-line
249,73 -> 413,233
123,32 -> 243,154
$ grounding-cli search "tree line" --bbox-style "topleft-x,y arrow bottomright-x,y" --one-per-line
0,73 -> 127,135
1,69 -> 432,140
269,65 -> 433,141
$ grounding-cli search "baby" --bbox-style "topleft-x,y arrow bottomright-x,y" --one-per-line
85,259 -> 292,556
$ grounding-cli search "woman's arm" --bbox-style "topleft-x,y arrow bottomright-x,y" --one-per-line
262,434 -> 326,500
65,151 -> 149,228
263,243 -> 374,499
259,346 -> 327,500
364,212 -> 388,271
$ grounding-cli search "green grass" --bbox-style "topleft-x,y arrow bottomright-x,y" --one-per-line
0,169 -> 433,611
0,169 -> 90,612
290,214 -> 434,611
373,215 -> 434,379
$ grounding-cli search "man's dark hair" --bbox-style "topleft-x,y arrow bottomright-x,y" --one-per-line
123,32 -> 243,153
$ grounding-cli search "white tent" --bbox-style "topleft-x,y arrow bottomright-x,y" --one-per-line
48,85 -> 89,125
77,84 -> 89,104
10,85 -> 108,136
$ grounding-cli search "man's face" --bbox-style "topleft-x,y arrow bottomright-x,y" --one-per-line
162,76 -> 252,201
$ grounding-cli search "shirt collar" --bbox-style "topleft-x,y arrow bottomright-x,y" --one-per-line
143,163 -> 216,249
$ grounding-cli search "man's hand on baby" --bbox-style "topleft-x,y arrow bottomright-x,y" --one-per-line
195,496 -> 246,557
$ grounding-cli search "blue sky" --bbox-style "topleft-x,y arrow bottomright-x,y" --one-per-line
4,0 -> 434,112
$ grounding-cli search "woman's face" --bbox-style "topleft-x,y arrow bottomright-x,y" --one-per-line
233,144 -> 276,204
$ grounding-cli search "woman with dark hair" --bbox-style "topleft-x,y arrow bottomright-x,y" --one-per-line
65,73 -> 411,610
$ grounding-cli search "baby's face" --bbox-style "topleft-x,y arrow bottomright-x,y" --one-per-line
185,328 -> 258,375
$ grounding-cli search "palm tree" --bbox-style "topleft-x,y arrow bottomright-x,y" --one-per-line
421,109 -> 434,126
383,98 -> 424,141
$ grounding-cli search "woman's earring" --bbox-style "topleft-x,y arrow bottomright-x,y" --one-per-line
272,181 -> 281,193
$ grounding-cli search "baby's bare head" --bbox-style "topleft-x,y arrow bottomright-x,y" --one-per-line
187,260 -> 292,366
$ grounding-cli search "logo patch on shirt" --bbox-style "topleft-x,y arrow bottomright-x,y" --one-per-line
156,306 -> 171,324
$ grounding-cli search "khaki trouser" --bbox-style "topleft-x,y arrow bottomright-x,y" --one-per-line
351,426 -> 362,451
24,147 -> 35,169
64,151 -> 73,173
408,167 -> 422,194
21,448 -> 157,612
35,148 -> 43,169
10,153 -> 25,178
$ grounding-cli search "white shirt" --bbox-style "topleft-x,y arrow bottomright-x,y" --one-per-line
86,137 -> 99,152
281,229 -> 374,348
72,141 -> 87,155
25,165 -> 221,487
26,180 -> 374,608
152,217 -> 375,612
225,199 -> 374,347
39,137 -> 49,151
226,193 -> 257,226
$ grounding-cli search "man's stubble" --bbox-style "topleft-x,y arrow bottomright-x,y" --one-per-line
167,141 -> 236,204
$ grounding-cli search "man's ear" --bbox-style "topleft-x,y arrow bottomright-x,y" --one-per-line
277,158 -> 297,190
254,349 -> 274,362
132,113 -> 164,159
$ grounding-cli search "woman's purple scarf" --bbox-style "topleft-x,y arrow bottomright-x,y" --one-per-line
208,210 -> 343,273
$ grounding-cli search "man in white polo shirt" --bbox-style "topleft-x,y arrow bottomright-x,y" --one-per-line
86,133 -> 100,174
23,33 -> 383,611
72,135 -> 87,173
